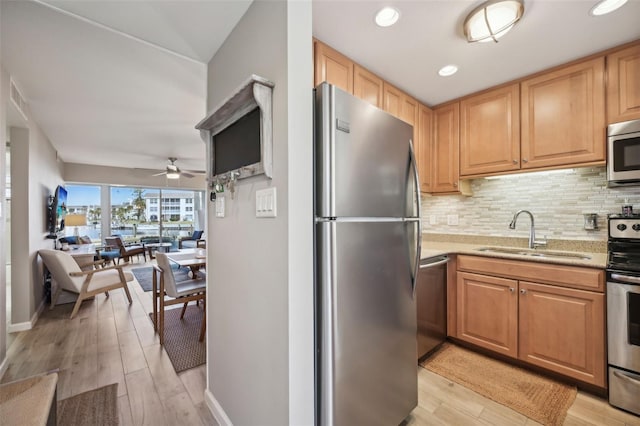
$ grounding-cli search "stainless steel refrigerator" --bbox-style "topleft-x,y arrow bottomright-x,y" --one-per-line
314,82 -> 421,425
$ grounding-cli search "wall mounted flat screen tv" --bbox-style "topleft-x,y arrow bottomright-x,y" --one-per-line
212,107 -> 261,176
48,185 -> 67,235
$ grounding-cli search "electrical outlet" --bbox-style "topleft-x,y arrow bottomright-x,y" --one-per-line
447,214 -> 459,226
429,215 -> 437,225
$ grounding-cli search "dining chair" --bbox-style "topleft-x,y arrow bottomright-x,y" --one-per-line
153,252 -> 206,345
39,249 -> 134,319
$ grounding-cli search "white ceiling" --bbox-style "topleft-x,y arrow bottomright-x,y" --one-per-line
313,0 -> 640,106
2,0 -> 640,173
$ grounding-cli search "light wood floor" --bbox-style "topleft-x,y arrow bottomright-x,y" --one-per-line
2,260 -> 218,426
2,260 -> 639,426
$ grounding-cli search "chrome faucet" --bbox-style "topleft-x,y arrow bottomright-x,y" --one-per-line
509,210 -> 547,249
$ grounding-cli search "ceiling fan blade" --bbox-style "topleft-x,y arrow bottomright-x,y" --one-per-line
151,171 -> 167,177
180,172 -> 196,178
184,169 -> 206,175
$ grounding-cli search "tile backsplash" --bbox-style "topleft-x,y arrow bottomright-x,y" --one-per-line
420,167 -> 640,241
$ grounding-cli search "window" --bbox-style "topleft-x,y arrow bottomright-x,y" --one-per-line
65,184 -> 102,243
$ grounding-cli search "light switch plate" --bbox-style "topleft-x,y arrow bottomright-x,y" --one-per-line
447,214 -> 459,226
216,196 -> 225,218
256,187 -> 277,218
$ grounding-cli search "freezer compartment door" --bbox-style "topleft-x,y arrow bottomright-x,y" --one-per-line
316,221 -> 417,426
315,83 -> 415,218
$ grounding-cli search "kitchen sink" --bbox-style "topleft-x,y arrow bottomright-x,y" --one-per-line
476,246 -> 591,260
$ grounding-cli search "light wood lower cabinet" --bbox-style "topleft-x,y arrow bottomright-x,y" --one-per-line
518,281 -> 606,387
454,255 -> 606,388
457,271 -> 518,358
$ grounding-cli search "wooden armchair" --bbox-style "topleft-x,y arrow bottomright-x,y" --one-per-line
39,249 -> 134,319
105,236 -> 147,263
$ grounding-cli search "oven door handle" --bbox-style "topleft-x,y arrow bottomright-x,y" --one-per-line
610,273 -> 640,285
613,370 -> 640,386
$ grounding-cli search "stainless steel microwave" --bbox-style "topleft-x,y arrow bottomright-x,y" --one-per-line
608,119 -> 640,187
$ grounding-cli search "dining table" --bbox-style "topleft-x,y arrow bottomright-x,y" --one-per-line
166,249 -> 206,278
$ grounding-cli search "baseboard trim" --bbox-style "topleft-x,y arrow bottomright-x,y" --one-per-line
205,388 -> 233,426
7,298 -> 46,333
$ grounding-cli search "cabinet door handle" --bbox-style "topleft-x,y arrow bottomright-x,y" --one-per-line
509,287 -> 515,293
522,158 -> 529,163
520,289 -> 527,295
453,182 -> 458,187
513,160 -> 518,164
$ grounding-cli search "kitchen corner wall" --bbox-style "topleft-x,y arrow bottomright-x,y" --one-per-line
421,167 -> 640,241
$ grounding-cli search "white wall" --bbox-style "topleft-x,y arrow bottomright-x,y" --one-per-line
204,1 -> 313,425
64,162 -> 206,190
0,13 -> 8,374
9,104 -> 63,328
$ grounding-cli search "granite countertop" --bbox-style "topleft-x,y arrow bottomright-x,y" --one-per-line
420,233 -> 607,269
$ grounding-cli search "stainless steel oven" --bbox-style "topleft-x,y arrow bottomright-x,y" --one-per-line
607,215 -> 640,415
608,119 -> 640,187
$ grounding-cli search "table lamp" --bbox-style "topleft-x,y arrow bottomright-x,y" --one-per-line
65,214 -> 87,239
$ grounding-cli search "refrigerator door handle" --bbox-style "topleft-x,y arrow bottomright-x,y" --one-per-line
409,139 -> 422,299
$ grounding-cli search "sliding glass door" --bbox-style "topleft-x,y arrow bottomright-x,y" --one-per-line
109,187 -> 204,250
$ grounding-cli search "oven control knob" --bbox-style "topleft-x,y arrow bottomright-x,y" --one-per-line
617,223 -> 627,231
633,224 -> 640,231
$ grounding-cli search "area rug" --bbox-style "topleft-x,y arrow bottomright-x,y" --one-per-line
420,343 -> 577,426
57,383 -> 118,426
132,265 -> 190,292
149,305 -> 206,373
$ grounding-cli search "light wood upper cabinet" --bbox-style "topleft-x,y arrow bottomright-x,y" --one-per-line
383,82 -> 403,119
607,43 -> 640,123
432,103 -> 466,194
457,271 -> 518,358
417,104 -> 432,193
401,96 -> 419,128
460,84 -> 520,176
519,281 -> 606,387
314,41 -> 353,93
520,57 -> 606,169
353,64 -> 384,108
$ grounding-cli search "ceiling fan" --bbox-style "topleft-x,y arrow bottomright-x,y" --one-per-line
152,157 -> 204,179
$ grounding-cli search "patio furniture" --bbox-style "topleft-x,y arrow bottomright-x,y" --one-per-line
39,249 -> 133,319
152,252 -> 206,344
105,236 -> 147,263
178,230 -> 204,249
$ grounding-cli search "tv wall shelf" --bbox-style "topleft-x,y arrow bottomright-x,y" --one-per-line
195,75 -> 274,187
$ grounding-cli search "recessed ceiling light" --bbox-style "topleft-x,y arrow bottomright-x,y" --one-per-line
438,65 -> 458,77
375,7 -> 400,27
590,0 -> 628,16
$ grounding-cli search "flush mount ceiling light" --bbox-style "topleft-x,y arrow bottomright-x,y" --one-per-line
590,0 -> 628,16
463,0 -> 524,43
438,65 -> 459,77
375,6 -> 400,27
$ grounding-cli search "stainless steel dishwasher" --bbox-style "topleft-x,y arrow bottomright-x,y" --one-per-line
416,255 -> 449,360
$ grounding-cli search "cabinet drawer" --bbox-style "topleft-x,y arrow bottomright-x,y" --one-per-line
458,255 -> 604,292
